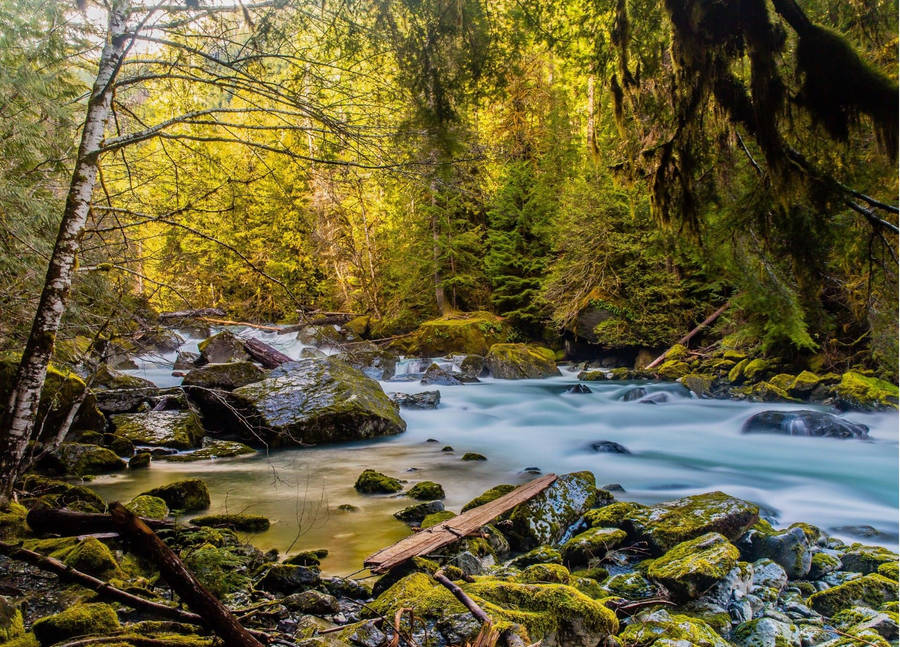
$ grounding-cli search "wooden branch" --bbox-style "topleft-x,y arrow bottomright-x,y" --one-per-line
0,539 -> 203,625
433,569 -> 491,625
645,302 -> 730,371
364,475 -> 557,573
159,309 -> 226,321
108,502 -> 265,647
27,508 -> 172,537
242,338 -> 292,368
196,317 -> 282,332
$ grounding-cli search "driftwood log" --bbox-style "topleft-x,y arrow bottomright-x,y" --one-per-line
158,308 -> 226,321
242,338 -> 291,368
27,508 -> 172,537
645,302 -> 731,370
108,502 -> 265,647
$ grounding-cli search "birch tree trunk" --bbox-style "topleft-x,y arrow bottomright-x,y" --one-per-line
0,5 -> 128,499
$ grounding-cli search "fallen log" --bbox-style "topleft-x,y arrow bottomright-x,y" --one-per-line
364,474 -> 557,573
242,338 -> 292,368
645,302 -> 731,371
108,502 -> 265,647
198,317 -> 283,332
27,508 -> 172,537
159,308 -> 226,321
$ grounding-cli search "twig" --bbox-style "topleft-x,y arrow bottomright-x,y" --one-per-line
433,569 -> 491,626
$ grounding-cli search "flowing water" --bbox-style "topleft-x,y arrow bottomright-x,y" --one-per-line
91,327 -> 899,575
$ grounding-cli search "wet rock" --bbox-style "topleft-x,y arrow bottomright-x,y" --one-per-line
831,606 -> 899,640
282,590 -> 340,615
752,558 -> 788,590
681,373 -> 715,397
258,564 -> 320,593
142,478 -> 210,512
832,371 -> 899,410
128,451 -> 151,469
807,573 -> 898,616
31,603 -> 119,647
587,440 -> 631,454
389,391 -> 440,409
620,386 -> 647,401
462,484 -> 515,512
90,364 -> 156,390
406,481 -> 445,500
344,620 -> 387,647
460,355 -> 485,379
561,527 -> 627,567
602,572 -> 657,600
656,360 -> 691,380
451,551 -> 484,576
284,549 -> 328,567
421,363 -> 462,386
461,452 -> 486,461
111,410 -> 205,450
618,609 -> 729,647
126,495 -> 169,519
566,384 -> 592,394
173,350 -> 200,370
94,386 -> 179,414
37,443 -> 126,477
182,361 -> 267,390
742,410 -> 869,439
161,438 -> 256,462
577,370 -> 608,381
485,343 -> 560,379
231,357 -> 406,446
638,392 -> 671,404
809,551 -> 842,579
322,576 -> 372,600
839,545 -> 899,574
191,514 -> 270,532
738,522 -> 812,579
336,349 -> 397,381
646,533 -> 740,602
506,471 -> 597,550
706,562 -> 754,607
197,330 -> 250,364
103,434 -> 135,458
732,617 -> 801,647
355,469 -> 403,494
394,500 -> 444,523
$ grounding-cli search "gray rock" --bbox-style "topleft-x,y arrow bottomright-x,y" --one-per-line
620,387 -> 647,401
389,391 -> 441,409
173,351 -> 200,370
742,410 -> 869,439
566,384 -> 592,394
638,392 -> 671,404
421,363 -> 462,386
506,471 -> 598,550
281,590 -> 339,615
110,410 -> 205,450
182,361 -> 267,390
257,564 -> 320,593
459,355 -> 485,379
394,500 -> 444,523
337,349 -> 397,381
587,440 -> 631,454
451,551 -> 484,576
738,526 -> 812,579
197,330 -> 250,364
346,620 -> 387,647
752,559 -> 788,590
733,618 -> 801,647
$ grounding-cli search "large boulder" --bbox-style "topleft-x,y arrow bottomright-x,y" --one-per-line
737,522 -> 812,579
832,371 -> 899,410
37,443 -> 126,477
336,348 -> 397,381
421,363 -> 462,385
807,574 -> 898,616
646,532 -> 740,602
94,386 -> 181,414
230,357 -> 406,447
618,610 -> 730,647
31,603 -> 119,647
111,410 -> 205,450
507,471 -> 597,550
485,343 -> 560,379
742,410 -> 869,439
182,362 -> 267,390
197,330 -> 250,365
389,390 -> 440,409
141,478 -> 210,512
398,312 -> 511,356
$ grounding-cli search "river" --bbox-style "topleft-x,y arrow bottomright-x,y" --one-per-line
88,327 -> 899,575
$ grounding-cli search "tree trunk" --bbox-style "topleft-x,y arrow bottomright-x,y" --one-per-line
431,182 -> 446,314
0,6 -> 128,500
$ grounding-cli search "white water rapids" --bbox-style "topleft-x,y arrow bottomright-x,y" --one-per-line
89,327 -> 899,574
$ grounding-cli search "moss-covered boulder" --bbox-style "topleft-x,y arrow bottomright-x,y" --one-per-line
37,442 -> 126,477
125,495 -> 169,520
421,510 -> 456,529
507,471 -> 597,550
602,571 -> 657,600
90,364 -> 156,390
128,451 -> 151,469
190,514 -> 270,532
19,474 -> 106,513
732,618 -> 801,647
461,452 -> 487,461
0,503 -> 28,540
394,500 -> 444,523
618,610 -> 730,647
142,478 -> 210,512
182,361 -> 267,390
285,548 -> 328,567
22,536 -> 122,579
354,469 -> 403,494
160,439 -> 256,462
807,574 -> 898,616
518,563 -> 571,585
399,311 -> 511,356
369,572 -> 618,647
485,344 -> 560,379
789,370 -> 824,396
406,481 -> 445,500
877,561 -> 898,581
0,598 -> 24,643
460,354 -> 485,379
656,360 -> 691,380
230,357 -> 405,446
31,603 -> 119,647
197,331 -> 250,364
111,410 -> 205,450
646,533 -> 740,602
560,527 -> 627,567
577,370 -> 608,381
839,545 -> 899,575
343,315 -> 371,338
833,371 -> 899,410
335,348 -> 397,381
257,564 -> 320,594
462,484 -> 515,512
809,551 -> 842,579
681,373 -> 715,397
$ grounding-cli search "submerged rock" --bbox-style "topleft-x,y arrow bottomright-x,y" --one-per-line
620,386 -> 647,401
485,343 -> 560,379
587,440 -> 631,454
566,384 -> 592,394
389,390 -> 440,409
111,410 -> 205,450
190,514 -> 270,532
394,500 -> 444,523
742,410 -> 869,439
230,357 -> 406,446
160,439 -> 255,462
406,481 -> 445,500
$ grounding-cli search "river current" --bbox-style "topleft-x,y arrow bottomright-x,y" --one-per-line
89,327 -> 899,575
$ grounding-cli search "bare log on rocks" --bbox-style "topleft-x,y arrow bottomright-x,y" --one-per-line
242,338 -> 292,368
158,308 -> 226,321
27,507 -> 172,536
645,302 -> 731,370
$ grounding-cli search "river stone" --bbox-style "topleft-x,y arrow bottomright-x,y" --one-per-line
587,440 -> 631,454
742,410 -> 869,439
230,357 -> 406,446
706,561 -> 754,607
620,386 -> 647,401
90,364 -> 156,390
618,610 -> 729,647
561,527 -> 628,567
460,355 -> 485,379
126,495 -> 169,519
485,343 -> 560,379
421,363 -> 462,386
389,391 -> 441,409
336,349 -> 397,380
111,410 -> 205,450
737,523 -> 812,579
638,392 -> 671,404
400,311 -> 510,356
38,443 -> 126,477
282,590 -> 339,615
733,618 -> 802,647
618,491 -> 759,554
807,574 -> 898,616
197,330 -> 250,364
566,384 -> 592,394
355,469 -> 403,494
394,500 -> 444,523
258,564 -> 320,593
646,532 -> 740,602
406,481 -> 445,500
506,471 -> 598,550
182,361 -> 267,390
601,572 -> 657,599
142,478 -> 210,512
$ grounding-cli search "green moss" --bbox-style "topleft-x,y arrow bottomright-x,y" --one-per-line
344,315 -> 371,337
90,364 -> 155,390
507,471 -> 598,550
578,370 -> 608,381
510,545 -> 563,567
190,514 -> 270,532
561,527 -> 627,567
125,495 -> 168,520
584,501 -> 647,529
19,475 -> 106,513
646,533 -> 739,602
24,536 -> 120,579
656,360 -> 690,380
0,633 -> 38,647
518,563 -> 571,584
462,484 -> 515,512
742,359 -> 771,381
161,440 -> 256,463
732,618 -> 801,647
666,344 -> 690,361
809,551 -> 841,579
461,452 -> 487,461
790,371 -> 822,395
618,612 -> 729,647
0,599 -> 24,643
401,312 -> 511,356
728,358 -> 750,384
807,573 -> 898,616
406,481 -> 445,500
111,411 -> 205,450
182,544 -> 251,596
877,561 -> 898,581
42,443 -> 126,477
142,479 -> 210,512
31,603 -> 120,647
681,373 -> 714,396
834,371 -> 899,409
354,469 -> 403,494
0,503 -> 27,540
840,545 -> 899,574
602,572 -> 657,600
485,344 -> 560,379
744,381 -> 798,402
285,549 -> 328,566
420,510 -> 456,529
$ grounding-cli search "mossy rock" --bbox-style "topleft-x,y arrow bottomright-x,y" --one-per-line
646,533 -> 740,602
285,549 -> 328,567
406,481 -> 445,500
840,545 -> 899,574
807,574 -> 898,616
399,311 -> 511,356
111,411 -> 205,450
507,471 -> 598,550
560,527 -> 627,567
335,348 -> 397,381
809,551 -> 842,579
732,617 -> 801,647
485,343 -> 560,379
681,373 -> 714,397
876,561 -> 898,581
461,452 -> 486,461
37,443 -> 126,477
462,484 -> 515,512
517,563 -> 571,585
584,501 -> 648,529
31,603 -> 119,647
833,371 -> 899,410
577,370 -> 607,381
126,495 -> 169,520
619,610 -> 731,647
182,362 -> 267,390
0,503 -> 28,541
90,364 -> 155,390
142,479 -> 210,512
257,563 -> 320,594
656,360 -> 690,380
104,434 -> 135,458
666,344 -> 690,361
161,439 -> 256,462
354,469 -> 403,494
0,598 -> 24,643
231,357 -> 406,446
24,536 -> 121,579
790,371 -> 823,396
19,475 -> 106,513
510,545 -> 563,567
343,315 -> 371,338
420,510 -> 456,529
183,544 -> 252,596
368,572 -> 618,647
196,331 -> 250,364
394,500 -> 444,523
742,359 -> 772,381
744,381 -> 798,402
129,452 -> 151,469
728,358 -> 751,384
768,373 -> 796,392
601,571 -> 657,600
190,514 -> 270,532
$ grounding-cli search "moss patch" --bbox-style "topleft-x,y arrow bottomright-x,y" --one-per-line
561,527 -> 627,567
406,481 -> 445,500
31,603 -> 120,647
0,503 -> 28,541
125,495 -> 169,520
190,514 -> 270,532
111,411 -> 205,450
354,469 -> 403,494
485,344 -> 560,379
399,311 -> 511,356
834,371 -> 899,409
462,484 -> 515,512
142,479 -> 210,512
420,510 -> 456,529
646,533 -> 739,602
807,573 -> 898,616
